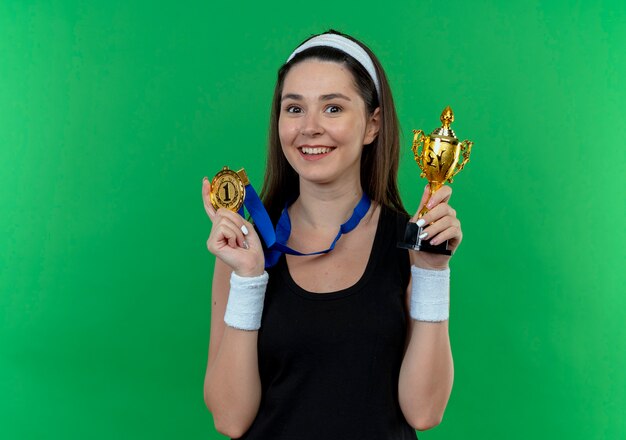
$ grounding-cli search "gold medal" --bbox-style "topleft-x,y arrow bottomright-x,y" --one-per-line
210,166 -> 250,212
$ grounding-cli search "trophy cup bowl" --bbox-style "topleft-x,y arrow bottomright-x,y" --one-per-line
398,106 -> 473,255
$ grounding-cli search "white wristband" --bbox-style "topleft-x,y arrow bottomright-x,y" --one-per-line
410,265 -> 450,322
224,271 -> 269,331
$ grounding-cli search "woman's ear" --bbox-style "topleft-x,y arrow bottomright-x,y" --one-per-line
364,107 -> 381,145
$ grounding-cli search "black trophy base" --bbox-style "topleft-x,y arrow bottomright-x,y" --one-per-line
397,222 -> 452,255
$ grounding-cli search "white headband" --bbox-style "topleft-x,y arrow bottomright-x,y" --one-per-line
286,34 -> 381,97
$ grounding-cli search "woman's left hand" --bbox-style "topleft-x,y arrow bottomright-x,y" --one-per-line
409,184 -> 462,270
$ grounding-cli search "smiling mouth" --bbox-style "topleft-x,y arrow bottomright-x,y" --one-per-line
299,146 -> 335,155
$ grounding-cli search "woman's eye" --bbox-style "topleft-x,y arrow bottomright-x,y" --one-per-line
324,105 -> 342,114
285,105 -> 302,113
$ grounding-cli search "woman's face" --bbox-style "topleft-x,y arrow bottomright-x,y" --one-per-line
278,59 -> 379,186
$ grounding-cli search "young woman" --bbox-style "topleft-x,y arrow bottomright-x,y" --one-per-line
201,30 -> 461,439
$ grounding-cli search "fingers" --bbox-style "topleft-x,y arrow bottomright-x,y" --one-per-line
240,218 -> 263,250
430,225 -> 462,247
202,177 -> 217,220
425,185 -> 452,210
208,215 -> 245,250
419,202 -> 456,226
411,185 -> 453,222
206,212 -> 266,275
417,203 -> 462,246
209,208 -> 252,249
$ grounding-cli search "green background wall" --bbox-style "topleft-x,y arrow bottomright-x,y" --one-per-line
1,1 -> 624,438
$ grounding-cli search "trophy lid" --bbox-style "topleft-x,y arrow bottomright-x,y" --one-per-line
432,106 -> 457,138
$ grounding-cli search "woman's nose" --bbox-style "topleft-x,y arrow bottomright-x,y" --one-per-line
300,112 -> 324,137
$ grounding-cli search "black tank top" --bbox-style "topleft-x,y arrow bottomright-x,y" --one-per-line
239,206 -> 417,440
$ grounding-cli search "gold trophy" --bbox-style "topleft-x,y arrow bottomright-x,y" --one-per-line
397,106 -> 473,255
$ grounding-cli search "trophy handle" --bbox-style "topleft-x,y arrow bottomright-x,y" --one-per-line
448,139 -> 473,183
412,129 -> 428,178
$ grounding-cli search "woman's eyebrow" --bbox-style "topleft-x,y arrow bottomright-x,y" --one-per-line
320,93 -> 351,101
281,93 -> 302,102
281,93 -> 352,102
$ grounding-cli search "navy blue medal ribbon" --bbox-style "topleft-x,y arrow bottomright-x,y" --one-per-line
239,183 -> 371,268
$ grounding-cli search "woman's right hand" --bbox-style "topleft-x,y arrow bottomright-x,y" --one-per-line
202,177 -> 265,277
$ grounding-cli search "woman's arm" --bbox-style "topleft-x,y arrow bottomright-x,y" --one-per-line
203,259 -> 262,438
201,177 -> 265,438
398,292 -> 453,431
398,184 -> 461,430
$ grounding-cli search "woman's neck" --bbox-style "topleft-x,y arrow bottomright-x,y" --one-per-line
290,179 -> 364,230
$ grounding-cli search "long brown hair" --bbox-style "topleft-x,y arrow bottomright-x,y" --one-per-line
260,30 -> 407,223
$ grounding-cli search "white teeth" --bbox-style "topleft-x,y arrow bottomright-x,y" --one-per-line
301,147 -> 332,155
